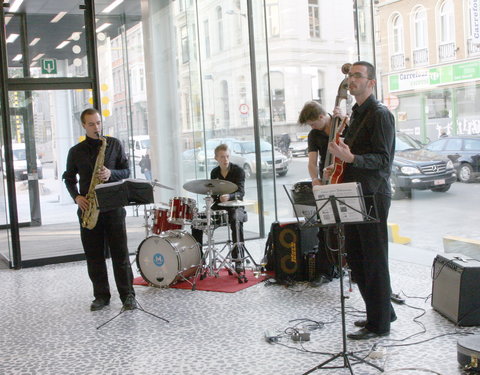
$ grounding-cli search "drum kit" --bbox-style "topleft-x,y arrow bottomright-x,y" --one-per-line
136,178 -> 258,290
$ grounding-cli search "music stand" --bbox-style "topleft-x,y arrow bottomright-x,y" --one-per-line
299,185 -> 383,375
94,180 -> 169,329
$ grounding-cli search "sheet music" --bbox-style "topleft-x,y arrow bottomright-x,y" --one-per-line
312,182 -> 366,224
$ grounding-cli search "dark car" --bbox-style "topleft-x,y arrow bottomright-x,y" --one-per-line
424,135 -> 480,183
289,138 -> 308,157
390,132 -> 456,199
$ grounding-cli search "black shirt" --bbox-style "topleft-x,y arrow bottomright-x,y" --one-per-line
343,94 -> 395,195
307,128 -> 329,177
210,162 -> 245,208
63,135 -> 130,200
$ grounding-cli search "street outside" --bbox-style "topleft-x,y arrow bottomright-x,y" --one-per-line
6,156 -> 480,254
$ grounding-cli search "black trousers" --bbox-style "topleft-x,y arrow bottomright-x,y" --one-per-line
78,207 -> 135,303
344,193 -> 396,334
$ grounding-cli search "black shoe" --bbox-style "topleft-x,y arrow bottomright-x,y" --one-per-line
234,261 -> 243,274
347,327 -> 389,340
123,294 -> 137,311
354,315 -> 397,328
90,298 -> 110,311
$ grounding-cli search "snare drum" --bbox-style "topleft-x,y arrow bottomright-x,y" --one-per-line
168,197 -> 196,225
136,231 -> 201,287
152,208 -> 182,235
192,210 -> 229,230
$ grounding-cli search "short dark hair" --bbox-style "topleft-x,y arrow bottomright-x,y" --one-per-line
80,108 -> 100,124
352,61 -> 376,80
214,143 -> 229,157
297,101 -> 326,124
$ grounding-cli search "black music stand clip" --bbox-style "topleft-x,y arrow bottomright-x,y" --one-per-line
300,188 -> 383,375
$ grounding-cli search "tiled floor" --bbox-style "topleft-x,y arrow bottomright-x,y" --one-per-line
0,239 -> 478,375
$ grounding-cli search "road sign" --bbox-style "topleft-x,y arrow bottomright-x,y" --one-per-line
384,94 -> 399,110
239,103 -> 249,115
41,59 -> 57,74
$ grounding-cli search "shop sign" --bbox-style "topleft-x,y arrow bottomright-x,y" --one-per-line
389,61 -> 480,92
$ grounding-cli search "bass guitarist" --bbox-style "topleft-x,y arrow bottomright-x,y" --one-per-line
326,61 -> 397,340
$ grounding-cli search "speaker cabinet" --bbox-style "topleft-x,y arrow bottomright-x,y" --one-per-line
271,221 -> 318,281
432,253 -> 480,326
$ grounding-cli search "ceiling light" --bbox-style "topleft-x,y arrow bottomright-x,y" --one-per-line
32,53 -> 45,61
50,11 -> 68,23
29,38 -> 41,46
8,0 -> 24,13
12,54 -> 22,62
56,40 -> 71,49
5,16 -> 12,25
96,23 -> 112,33
102,0 -> 124,14
6,34 -> 20,43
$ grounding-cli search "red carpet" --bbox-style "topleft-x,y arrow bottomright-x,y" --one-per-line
133,269 -> 270,293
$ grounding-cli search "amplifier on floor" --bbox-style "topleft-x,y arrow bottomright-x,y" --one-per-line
270,220 -> 319,282
431,253 -> 480,326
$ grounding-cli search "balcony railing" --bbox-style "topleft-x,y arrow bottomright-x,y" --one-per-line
413,48 -> 428,66
439,42 -> 456,61
467,38 -> 480,56
390,53 -> 405,70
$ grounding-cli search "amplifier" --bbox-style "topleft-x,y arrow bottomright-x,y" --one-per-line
431,253 -> 480,326
270,220 -> 319,281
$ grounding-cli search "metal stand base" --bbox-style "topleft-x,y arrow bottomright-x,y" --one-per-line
96,297 -> 169,330
302,223 -> 384,375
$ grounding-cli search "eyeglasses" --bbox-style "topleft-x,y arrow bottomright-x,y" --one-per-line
347,72 -> 371,79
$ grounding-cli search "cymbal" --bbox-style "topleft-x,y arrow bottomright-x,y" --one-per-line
183,179 -> 237,195
218,199 -> 256,207
151,179 -> 174,190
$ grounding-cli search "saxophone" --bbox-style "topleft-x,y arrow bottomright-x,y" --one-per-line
81,133 -> 107,229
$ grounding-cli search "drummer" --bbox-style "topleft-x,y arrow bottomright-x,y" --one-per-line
192,143 -> 247,272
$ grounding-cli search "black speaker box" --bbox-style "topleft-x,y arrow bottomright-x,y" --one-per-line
431,253 -> 480,326
270,221 -> 319,281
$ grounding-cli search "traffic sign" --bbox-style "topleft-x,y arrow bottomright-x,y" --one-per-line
239,103 -> 249,115
384,94 -> 399,110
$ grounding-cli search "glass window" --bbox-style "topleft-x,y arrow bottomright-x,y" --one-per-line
444,138 -> 463,151
464,139 -> 480,151
5,1 -> 88,79
308,0 -> 320,38
427,139 -> 446,152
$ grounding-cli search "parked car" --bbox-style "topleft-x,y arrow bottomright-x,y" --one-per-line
424,135 -> 480,183
228,139 -> 290,178
290,138 -> 308,157
390,132 -> 456,199
2,143 -> 43,181
129,135 -> 150,163
196,138 -> 290,177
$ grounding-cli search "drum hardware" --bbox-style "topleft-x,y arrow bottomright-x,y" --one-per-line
218,199 -> 259,283
183,179 -> 239,290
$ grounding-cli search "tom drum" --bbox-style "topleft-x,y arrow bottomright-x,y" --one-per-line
168,197 -> 196,225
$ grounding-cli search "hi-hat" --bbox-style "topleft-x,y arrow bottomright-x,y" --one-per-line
183,179 -> 237,195
218,199 -> 256,207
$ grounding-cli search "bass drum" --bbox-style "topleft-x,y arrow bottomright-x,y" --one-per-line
136,231 -> 201,287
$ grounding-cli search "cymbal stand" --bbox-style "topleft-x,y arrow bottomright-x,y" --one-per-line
218,209 -> 259,283
191,194 -> 235,290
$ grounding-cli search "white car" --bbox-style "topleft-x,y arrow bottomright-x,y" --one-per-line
2,143 -> 43,181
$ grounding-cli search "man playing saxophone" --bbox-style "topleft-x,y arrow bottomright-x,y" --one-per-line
63,108 -> 136,312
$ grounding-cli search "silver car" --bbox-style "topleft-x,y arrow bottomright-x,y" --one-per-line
227,139 -> 289,178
